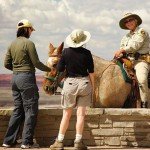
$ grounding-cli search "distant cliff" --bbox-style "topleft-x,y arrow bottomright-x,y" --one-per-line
0,74 -> 61,107
0,74 -> 44,87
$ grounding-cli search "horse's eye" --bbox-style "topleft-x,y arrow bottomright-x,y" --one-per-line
53,64 -> 57,68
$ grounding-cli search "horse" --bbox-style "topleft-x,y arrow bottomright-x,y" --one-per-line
93,56 -> 131,108
42,42 -> 65,95
43,43 -> 149,108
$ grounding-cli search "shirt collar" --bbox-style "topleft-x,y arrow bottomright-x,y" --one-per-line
129,26 -> 140,35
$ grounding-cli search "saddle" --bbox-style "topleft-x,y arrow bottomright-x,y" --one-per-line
114,54 -> 150,108
113,55 -> 135,84
113,55 -> 140,108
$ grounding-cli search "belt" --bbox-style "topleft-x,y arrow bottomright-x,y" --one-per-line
68,74 -> 88,78
13,71 -> 34,75
128,53 -> 149,56
128,53 -> 149,60
139,54 -> 150,63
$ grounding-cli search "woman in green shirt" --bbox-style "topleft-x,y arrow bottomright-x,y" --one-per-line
2,19 -> 51,149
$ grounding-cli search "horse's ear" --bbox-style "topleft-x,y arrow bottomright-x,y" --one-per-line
49,43 -> 55,56
57,42 -> 64,55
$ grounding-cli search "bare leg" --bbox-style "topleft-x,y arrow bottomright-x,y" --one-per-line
59,108 -> 73,135
76,106 -> 86,135
74,106 -> 87,149
50,108 -> 73,149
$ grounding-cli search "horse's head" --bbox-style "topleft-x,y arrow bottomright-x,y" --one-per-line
43,42 -> 64,95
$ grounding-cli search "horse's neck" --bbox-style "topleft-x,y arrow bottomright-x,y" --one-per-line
93,55 -> 115,76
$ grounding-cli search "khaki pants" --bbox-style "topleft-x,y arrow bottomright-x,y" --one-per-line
61,76 -> 92,109
134,61 -> 150,102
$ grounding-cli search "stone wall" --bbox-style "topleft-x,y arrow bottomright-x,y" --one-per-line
0,108 -> 150,148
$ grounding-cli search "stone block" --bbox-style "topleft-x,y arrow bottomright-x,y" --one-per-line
121,141 -> 128,146
104,109 -> 132,116
0,109 -> 12,116
120,115 -> 150,121
113,122 -> 134,128
92,128 -> 123,136
124,128 -> 150,134
86,108 -> 104,115
85,122 -> 99,128
131,109 -> 150,116
105,137 -> 120,146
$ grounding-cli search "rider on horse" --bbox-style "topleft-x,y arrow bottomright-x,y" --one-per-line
114,13 -> 150,108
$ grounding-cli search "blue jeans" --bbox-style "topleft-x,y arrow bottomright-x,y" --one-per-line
3,72 -> 39,145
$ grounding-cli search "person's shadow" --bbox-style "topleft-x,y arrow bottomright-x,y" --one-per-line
125,110 -> 150,148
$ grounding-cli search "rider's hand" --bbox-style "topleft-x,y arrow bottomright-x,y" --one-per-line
114,49 -> 125,58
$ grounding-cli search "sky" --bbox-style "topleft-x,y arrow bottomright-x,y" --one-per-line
0,0 -> 150,74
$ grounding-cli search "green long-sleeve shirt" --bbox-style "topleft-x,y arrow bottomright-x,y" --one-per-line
4,36 -> 51,73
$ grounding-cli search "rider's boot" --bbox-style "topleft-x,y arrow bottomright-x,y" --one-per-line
141,101 -> 148,108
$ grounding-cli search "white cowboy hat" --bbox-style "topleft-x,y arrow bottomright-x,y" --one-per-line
66,29 -> 91,48
17,19 -> 35,31
119,13 -> 142,30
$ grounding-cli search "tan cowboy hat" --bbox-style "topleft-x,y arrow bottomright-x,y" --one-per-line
119,13 -> 142,30
66,29 -> 91,48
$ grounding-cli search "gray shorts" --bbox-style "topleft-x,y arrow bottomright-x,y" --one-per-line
61,76 -> 92,109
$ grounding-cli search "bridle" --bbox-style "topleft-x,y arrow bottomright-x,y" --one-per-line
43,54 -> 63,95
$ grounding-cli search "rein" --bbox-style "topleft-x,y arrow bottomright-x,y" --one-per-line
44,72 -> 63,88
44,75 -> 56,82
44,73 -> 62,95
